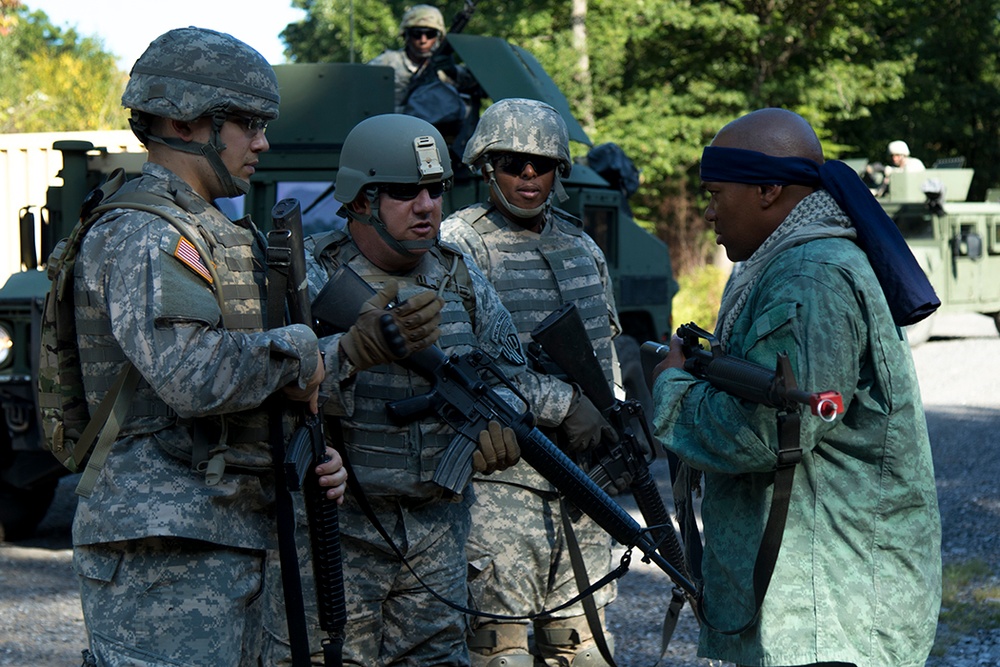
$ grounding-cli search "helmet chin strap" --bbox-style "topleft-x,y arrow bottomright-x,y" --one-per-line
344,188 -> 436,260
483,163 -> 549,220
135,113 -> 248,198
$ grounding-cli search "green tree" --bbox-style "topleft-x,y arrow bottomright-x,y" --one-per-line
281,0 -> 978,273
0,3 -> 127,133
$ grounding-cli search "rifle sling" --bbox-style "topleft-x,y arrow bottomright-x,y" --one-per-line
560,498 -> 618,667
694,409 -> 801,635
337,437 -> 628,623
265,231 -> 311,666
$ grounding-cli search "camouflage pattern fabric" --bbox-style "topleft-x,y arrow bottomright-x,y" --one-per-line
261,232 -> 526,666
652,191 -> 942,665
122,26 -> 279,121
462,98 -> 572,176
72,161 -> 320,662
263,493 -> 473,667
441,204 -> 621,660
399,4 -> 447,33
74,537 -> 266,667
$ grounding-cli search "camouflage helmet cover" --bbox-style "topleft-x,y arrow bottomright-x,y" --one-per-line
462,98 -> 572,177
335,114 -> 454,203
400,4 -> 447,35
122,26 -> 280,122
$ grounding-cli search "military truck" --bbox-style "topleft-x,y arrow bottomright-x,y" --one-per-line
873,166 -> 1000,345
0,34 -> 676,539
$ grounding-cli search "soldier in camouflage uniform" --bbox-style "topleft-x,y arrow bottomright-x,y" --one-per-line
441,98 -> 622,667
368,4 -> 474,113
70,27 -> 348,666
652,108 -> 941,666
262,114 -> 523,667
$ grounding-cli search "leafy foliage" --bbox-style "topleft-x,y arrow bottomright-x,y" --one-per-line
281,0 -> 1000,273
0,4 -> 127,133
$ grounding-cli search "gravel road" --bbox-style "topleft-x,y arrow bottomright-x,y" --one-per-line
2,312 -> 998,666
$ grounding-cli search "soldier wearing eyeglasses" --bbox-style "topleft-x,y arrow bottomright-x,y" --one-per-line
262,113 -> 524,666
441,98 -> 622,667
369,4 -> 472,113
70,27 -> 347,666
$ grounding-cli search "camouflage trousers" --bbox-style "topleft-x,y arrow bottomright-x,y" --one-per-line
262,491 -> 473,667
74,537 -> 267,667
466,479 -> 617,662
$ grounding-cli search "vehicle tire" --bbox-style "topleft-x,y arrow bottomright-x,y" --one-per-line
0,478 -> 58,541
904,313 -> 935,347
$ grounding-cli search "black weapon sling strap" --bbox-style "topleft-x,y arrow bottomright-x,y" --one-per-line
692,383 -> 802,635
265,231 -> 313,666
560,499 -> 618,666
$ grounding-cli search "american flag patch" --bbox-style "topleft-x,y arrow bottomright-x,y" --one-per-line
174,236 -> 213,284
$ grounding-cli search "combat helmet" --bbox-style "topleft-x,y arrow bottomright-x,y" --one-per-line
399,4 -> 447,36
336,114 -> 453,258
463,97 -> 572,218
122,26 -> 280,197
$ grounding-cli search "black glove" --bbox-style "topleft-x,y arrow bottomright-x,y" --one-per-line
560,387 -> 618,453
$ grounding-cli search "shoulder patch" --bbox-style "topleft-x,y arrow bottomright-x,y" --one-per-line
174,236 -> 214,284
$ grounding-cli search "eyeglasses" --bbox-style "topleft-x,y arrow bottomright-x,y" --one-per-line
405,27 -> 440,40
228,114 -> 269,135
492,153 -> 558,176
382,180 -> 450,201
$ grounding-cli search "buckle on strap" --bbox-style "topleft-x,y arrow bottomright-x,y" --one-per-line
776,447 -> 803,468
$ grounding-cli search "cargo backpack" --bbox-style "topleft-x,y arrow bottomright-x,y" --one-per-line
38,167 -> 222,496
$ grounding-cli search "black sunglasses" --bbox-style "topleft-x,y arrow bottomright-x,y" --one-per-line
406,28 -> 440,40
382,180 -> 450,201
492,153 -> 558,176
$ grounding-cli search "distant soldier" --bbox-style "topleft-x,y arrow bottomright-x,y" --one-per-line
71,27 -> 345,666
441,98 -> 621,667
369,4 -> 473,113
262,113 -> 522,666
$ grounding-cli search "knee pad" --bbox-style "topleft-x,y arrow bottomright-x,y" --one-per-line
534,615 -> 615,667
468,623 -> 533,667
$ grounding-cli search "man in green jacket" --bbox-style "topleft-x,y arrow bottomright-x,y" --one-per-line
652,108 -> 941,666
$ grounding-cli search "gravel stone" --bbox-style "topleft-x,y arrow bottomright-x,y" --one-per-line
2,312 -> 998,666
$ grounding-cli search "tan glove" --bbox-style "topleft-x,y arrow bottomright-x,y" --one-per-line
560,387 -> 618,453
473,420 -> 521,474
340,280 -> 444,371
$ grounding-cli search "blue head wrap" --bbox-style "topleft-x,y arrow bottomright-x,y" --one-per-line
701,146 -> 939,326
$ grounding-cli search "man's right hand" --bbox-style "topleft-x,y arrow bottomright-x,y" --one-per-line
339,280 -> 444,370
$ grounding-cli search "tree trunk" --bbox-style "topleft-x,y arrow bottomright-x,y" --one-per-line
571,0 -> 595,135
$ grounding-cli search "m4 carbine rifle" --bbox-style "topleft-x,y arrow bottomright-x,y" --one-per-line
310,264 -> 697,599
643,322 -> 844,422
269,198 -> 346,666
529,303 -> 691,584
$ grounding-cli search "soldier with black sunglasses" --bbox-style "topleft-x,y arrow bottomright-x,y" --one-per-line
263,113 -> 527,667
369,4 -> 472,113
441,98 -> 623,667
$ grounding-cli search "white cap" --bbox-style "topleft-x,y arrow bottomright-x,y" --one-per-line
888,140 -> 911,157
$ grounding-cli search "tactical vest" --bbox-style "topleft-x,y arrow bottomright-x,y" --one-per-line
458,205 -> 616,385
75,179 -> 277,481
313,232 -> 479,498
